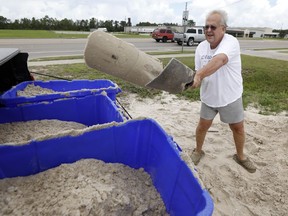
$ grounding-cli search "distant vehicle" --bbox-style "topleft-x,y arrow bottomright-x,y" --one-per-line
173,27 -> 206,46
97,28 -> 107,32
151,28 -> 174,43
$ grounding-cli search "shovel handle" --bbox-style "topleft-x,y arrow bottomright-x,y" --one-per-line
184,81 -> 194,90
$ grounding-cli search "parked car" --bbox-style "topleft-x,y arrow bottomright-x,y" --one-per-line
151,28 -> 174,43
173,27 -> 206,46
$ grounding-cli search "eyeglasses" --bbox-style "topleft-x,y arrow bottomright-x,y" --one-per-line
204,25 -> 218,31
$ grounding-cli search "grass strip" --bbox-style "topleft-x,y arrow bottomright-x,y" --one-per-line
29,55 -> 287,115
0,30 -> 150,39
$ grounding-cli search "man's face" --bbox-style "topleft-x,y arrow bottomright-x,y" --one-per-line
204,13 -> 226,49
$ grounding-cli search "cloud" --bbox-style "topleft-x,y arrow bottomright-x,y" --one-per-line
188,0 -> 287,29
0,0 -> 287,29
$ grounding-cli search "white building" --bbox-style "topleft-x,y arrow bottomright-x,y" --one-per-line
227,27 -> 279,38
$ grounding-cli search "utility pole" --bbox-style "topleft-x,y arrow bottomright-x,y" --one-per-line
182,2 -> 188,53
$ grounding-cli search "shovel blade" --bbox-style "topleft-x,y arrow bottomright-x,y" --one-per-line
146,58 -> 195,94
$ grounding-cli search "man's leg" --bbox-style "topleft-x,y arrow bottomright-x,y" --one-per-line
229,120 -> 245,160
191,102 -> 216,165
191,118 -> 213,165
219,98 -> 246,160
229,120 -> 257,173
195,117 -> 213,153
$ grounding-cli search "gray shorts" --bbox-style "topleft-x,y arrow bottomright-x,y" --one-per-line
200,97 -> 244,124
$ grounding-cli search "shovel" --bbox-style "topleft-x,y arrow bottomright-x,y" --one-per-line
146,58 -> 194,93
84,31 -> 195,94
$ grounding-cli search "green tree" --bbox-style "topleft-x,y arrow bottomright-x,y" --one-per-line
0,16 -> 10,29
12,19 -> 20,29
136,22 -> 157,26
114,20 -> 120,31
187,19 -> 196,26
273,29 -> 288,38
104,20 -> 113,32
39,15 -> 53,30
119,21 -> 127,31
162,22 -> 178,26
97,20 -> 105,29
59,18 -> 74,30
20,18 -> 31,29
79,19 -> 89,31
89,18 -> 97,29
31,17 -> 40,29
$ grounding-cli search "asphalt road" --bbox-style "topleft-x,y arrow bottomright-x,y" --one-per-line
0,38 -> 287,60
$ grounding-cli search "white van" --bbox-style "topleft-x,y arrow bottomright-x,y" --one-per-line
97,28 -> 107,32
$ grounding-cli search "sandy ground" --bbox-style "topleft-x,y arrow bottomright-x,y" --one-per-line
118,92 -> 288,216
0,89 -> 287,215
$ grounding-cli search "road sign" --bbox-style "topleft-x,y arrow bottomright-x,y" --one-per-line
182,10 -> 189,26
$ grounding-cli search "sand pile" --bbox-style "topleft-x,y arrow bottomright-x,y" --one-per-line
17,84 -> 56,97
0,119 -> 167,215
119,92 -> 288,216
0,159 -> 167,215
0,120 -> 86,145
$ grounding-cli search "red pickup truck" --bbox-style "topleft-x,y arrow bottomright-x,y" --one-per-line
151,28 -> 174,43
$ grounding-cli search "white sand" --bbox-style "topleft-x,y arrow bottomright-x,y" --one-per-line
0,159 -> 166,215
17,84 -> 56,97
0,120 -> 87,145
0,159 -> 165,216
118,92 -> 288,216
0,119 -> 167,215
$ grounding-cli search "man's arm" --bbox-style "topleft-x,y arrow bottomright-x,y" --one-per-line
192,53 -> 228,88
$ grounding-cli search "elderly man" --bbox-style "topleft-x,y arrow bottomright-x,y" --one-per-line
191,10 -> 256,173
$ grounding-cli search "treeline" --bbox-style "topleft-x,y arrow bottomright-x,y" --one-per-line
136,20 -> 196,27
0,15 -> 195,32
136,22 -> 179,26
0,15 -> 130,32
272,29 -> 288,38
0,15 -> 177,32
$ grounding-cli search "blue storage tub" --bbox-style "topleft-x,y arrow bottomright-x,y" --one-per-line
0,94 -> 124,126
0,79 -> 121,107
0,119 -> 213,216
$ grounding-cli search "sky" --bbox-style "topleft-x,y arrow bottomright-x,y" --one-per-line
0,0 -> 287,29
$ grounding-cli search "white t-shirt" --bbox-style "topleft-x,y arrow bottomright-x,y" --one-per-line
195,34 -> 242,107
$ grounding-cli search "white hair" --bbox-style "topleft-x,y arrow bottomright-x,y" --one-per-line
206,10 -> 228,27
